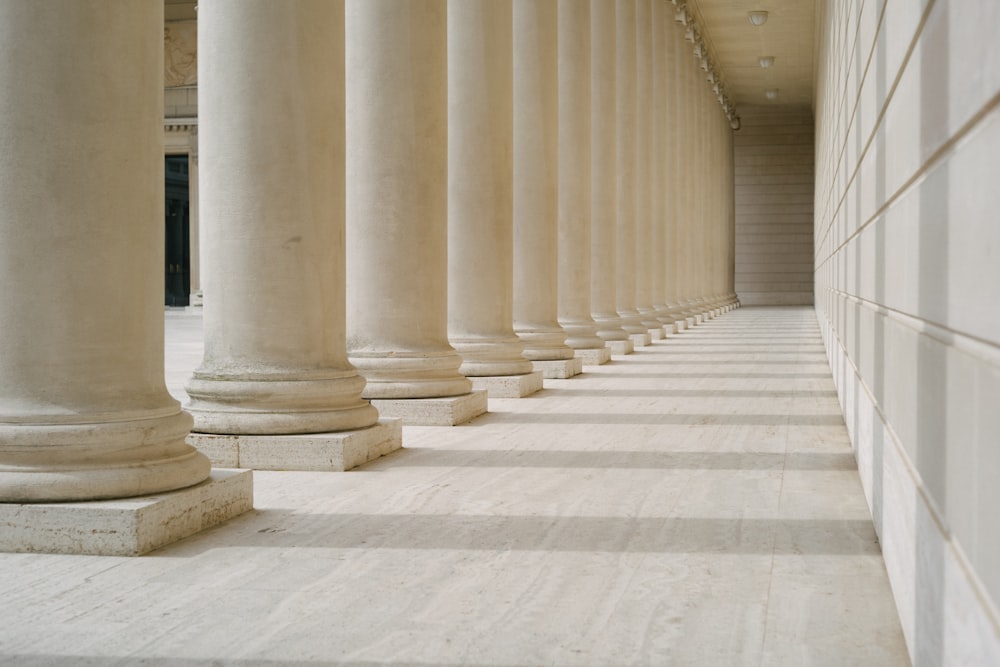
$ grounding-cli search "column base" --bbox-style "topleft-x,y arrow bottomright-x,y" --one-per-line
648,327 -> 664,341
629,332 -> 653,347
187,419 -> 402,471
470,371 -> 543,398
574,347 -> 612,366
675,319 -> 687,331
370,390 -> 487,426
532,358 -> 583,379
0,469 -> 252,556
606,339 -> 634,355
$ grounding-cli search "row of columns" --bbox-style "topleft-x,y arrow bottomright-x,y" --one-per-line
0,0 -> 737,509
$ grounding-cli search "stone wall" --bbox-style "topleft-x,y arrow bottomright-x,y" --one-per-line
734,105 -> 814,305
814,0 -> 1000,663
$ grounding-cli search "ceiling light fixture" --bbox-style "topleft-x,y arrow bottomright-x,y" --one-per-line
765,88 -> 779,100
758,56 -> 775,68
748,11 -> 768,26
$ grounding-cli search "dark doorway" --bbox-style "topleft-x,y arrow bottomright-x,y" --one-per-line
165,155 -> 190,306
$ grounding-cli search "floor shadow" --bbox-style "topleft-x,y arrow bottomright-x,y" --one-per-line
469,412 -> 844,426
593,372 -> 834,379
385,448 -> 857,471
179,512 -> 882,556
544,388 -> 838,398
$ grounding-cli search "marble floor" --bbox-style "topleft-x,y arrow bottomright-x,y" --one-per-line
1,306 -> 909,666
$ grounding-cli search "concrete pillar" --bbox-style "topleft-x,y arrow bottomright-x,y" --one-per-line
186,0 -> 400,468
633,0 -> 661,334
0,0 -> 249,554
513,0 -> 582,380
614,0 -> 650,348
345,0 -> 486,425
558,0 -> 610,367
448,0 -> 542,398
590,0 -> 632,356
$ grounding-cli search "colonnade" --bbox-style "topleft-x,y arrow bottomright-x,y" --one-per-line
0,0 -> 736,554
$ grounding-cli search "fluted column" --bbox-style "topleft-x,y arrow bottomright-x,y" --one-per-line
0,2 -> 209,502
590,0 -> 629,348
558,0 -> 606,357
188,0 -> 379,437
615,0 -> 648,341
346,1 -> 482,423
448,0 -> 540,397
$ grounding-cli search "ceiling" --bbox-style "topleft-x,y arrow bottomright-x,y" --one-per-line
689,0 -> 817,109
161,1 -> 815,111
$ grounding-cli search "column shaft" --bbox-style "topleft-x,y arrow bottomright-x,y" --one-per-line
448,0 -> 533,377
633,0 -> 659,328
0,1 -> 208,501
650,0 -> 671,326
513,0 -> 574,362
590,0 -> 628,342
189,0 -> 378,435
345,0 -> 471,400
558,0 -> 604,350
615,0 -> 646,335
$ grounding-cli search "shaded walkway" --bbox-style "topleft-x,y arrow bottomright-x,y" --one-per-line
0,307 -> 908,666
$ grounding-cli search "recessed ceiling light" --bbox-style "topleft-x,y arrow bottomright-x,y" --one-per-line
748,11 -> 768,26
765,88 -> 779,100
759,56 -> 775,68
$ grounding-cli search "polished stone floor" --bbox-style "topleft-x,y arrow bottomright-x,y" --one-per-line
1,306 -> 909,666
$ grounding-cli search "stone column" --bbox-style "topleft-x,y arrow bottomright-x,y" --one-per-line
633,0 -> 663,336
558,0 -> 610,366
662,15 -> 685,326
186,0 -> 400,469
0,0 -> 249,555
590,0 -> 632,356
345,0 -> 486,426
615,0 -> 651,348
513,0 -> 582,380
448,0 -> 542,398
651,0 -> 676,334
675,34 -> 700,328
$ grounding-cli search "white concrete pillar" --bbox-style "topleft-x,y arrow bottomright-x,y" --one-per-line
0,3 -> 248,553
513,0 -> 582,380
448,0 -> 541,398
634,0 -> 661,333
614,0 -> 650,347
558,0 -> 610,366
590,0 -> 631,356
345,0 -> 485,425
189,0 -> 377,436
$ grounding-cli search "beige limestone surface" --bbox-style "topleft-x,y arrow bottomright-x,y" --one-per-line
512,0 -> 576,364
0,306 -> 907,664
